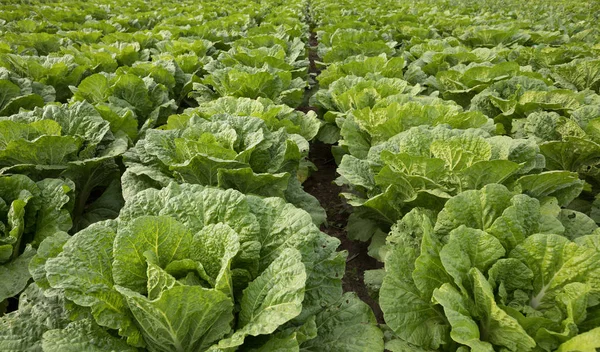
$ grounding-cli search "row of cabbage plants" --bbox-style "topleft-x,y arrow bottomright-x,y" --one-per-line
0,0 -> 385,350
309,0 -> 600,350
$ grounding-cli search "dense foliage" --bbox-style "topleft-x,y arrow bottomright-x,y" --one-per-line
0,0 -> 384,350
308,0 -> 600,350
2,0 -> 600,350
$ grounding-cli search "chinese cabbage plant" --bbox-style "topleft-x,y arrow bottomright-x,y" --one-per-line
173,96 -> 321,142
2,183 -> 383,351
71,71 -> 178,141
0,101 -> 128,231
122,113 -> 326,224
0,175 -> 72,307
337,125 -> 584,245
379,184 -> 600,351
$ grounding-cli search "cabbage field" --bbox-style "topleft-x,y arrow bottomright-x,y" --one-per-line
1,0 -> 600,350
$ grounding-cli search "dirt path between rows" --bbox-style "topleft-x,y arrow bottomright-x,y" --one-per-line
300,26 -> 383,323
303,142 -> 383,322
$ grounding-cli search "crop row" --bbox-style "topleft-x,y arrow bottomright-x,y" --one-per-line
0,0 -> 386,351
309,0 -> 600,350
2,0 -> 600,350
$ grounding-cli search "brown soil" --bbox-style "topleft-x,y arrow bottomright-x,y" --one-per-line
300,20 -> 384,323
303,142 -> 384,323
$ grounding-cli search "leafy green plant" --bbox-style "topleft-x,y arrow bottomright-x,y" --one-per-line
316,28 -> 396,63
0,101 -> 127,231
551,59 -> 600,93
123,112 -> 325,224
310,76 -> 420,142
335,94 -> 491,160
205,34 -> 308,79
71,72 -> 178,141
0,67 -> 54,116
172,96 -> 320,141
12,183 -> 383,351
0,54 -> 87,102
316,54 -> 405,88
0,175 -> 72,307
379,184 -> 600,351
194,65 -> 307,108
337,125 -> 584,244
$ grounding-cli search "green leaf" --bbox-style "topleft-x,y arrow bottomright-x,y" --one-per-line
440,227 -> 505,294
282,177 -> 327,226
112,216 -> 193,293
217,248 -> 306,349
45,223 -> 140,344
470,268 -> 536,351
510,234 -> 600,311
249,334 -> 300,352
380,211 -> 449,349
95,103 -> 138,141
146,262 -> 179,301
117,285 -> 233,352
300,293 -> 384,352
557,210 -> 598,240
33,178 -> 73,243
74,178 -> 123,232
42,319 -> 138,352
34,101 -> 111,150
556,327 -> 600,352
0,94 -> 45,117
0,79 -> 21,110
432,283 -> 494,352
72,74 -> 109,105
486,194 -> 544,251
110,74 -> 153,117
190,223 -> 240,296
540,138 -> 600,179
247,196 -> 343,318
217,168 -> 290,198
458,160 -> 521,190
0,135 -> 80,168
435,184 -> 514,235
29,232 -> 70,290
551,59 -> 600,93
0,245 -> 35,302
0,283 -> 69,351
487,258 -> 533,294
431,135 -> 491,171
346,212 -> 380,242
336,155 -> 376,190
515,171 -> 584,207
